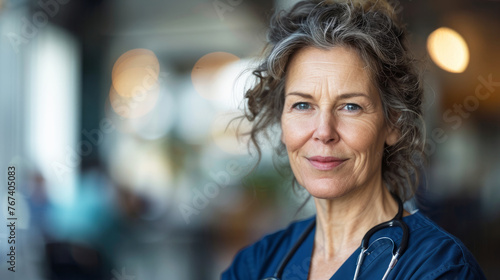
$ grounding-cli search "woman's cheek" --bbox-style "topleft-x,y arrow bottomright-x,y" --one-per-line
282,114 -> 314,148
337,117 -> 380,148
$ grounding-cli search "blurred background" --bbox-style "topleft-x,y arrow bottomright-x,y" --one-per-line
0,0 -> 499,279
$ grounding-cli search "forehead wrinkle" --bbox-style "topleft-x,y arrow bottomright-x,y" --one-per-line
316,75 -> 336,105
340,67 -> 356,92
285,48 -> 373,98
294,61 -> 366,74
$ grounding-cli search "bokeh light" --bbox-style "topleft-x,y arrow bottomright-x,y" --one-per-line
191,52 -> 240,100
427,27 -> 470,73
112,49 -> 160,98
109,49 -> 161,119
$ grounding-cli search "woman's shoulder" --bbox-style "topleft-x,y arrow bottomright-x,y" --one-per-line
401,211 -> 486,279
405,211 -> 474,257
221,215 -> 315,280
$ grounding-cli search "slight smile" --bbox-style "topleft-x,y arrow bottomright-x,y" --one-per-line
307,156 -> 347,171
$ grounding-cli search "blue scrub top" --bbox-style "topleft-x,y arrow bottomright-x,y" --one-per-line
221,211 -> 486,279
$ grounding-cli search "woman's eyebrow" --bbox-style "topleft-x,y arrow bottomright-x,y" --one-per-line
285,92 -> 373,101
337,92 -> 373,101
285,92 -> 313,99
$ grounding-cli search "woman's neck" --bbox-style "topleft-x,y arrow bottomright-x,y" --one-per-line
313,183 -> 399,259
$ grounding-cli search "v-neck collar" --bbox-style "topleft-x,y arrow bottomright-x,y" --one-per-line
285,213 -> 418,279
288,224 -> 362,279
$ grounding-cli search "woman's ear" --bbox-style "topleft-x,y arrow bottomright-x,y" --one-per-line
385,125 -> 400,146
385,111 -> 401,146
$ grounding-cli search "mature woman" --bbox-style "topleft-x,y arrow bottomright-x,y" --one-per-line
222,0 -> 485,279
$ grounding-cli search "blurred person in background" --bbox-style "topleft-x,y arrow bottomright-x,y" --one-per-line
222,0 -> 486,279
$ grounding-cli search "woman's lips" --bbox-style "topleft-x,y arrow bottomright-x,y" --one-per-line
307,156 -> 347,171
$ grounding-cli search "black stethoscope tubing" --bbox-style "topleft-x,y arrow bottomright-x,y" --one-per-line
262,194 -> 409,280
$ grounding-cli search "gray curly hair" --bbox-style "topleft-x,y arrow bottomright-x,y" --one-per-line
240,0 -> 425,201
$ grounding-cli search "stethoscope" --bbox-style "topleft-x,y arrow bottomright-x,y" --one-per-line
261,194 -> 409,280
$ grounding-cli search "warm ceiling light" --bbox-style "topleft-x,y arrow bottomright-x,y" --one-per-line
427,27 -> 470,73
191,52 -> 240,100
110,49 -> 161,119
112,48 -> 160,98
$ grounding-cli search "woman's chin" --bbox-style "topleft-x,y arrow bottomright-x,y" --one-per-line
301,180 -> 351,200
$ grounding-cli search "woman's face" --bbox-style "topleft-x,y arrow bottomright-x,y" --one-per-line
281,46 -> 398,199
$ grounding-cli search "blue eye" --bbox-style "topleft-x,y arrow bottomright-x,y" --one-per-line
292,102 -> 311,110
344,103 -> 361,111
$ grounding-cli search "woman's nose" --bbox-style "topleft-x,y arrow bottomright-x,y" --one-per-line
312,111 -> 339,144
